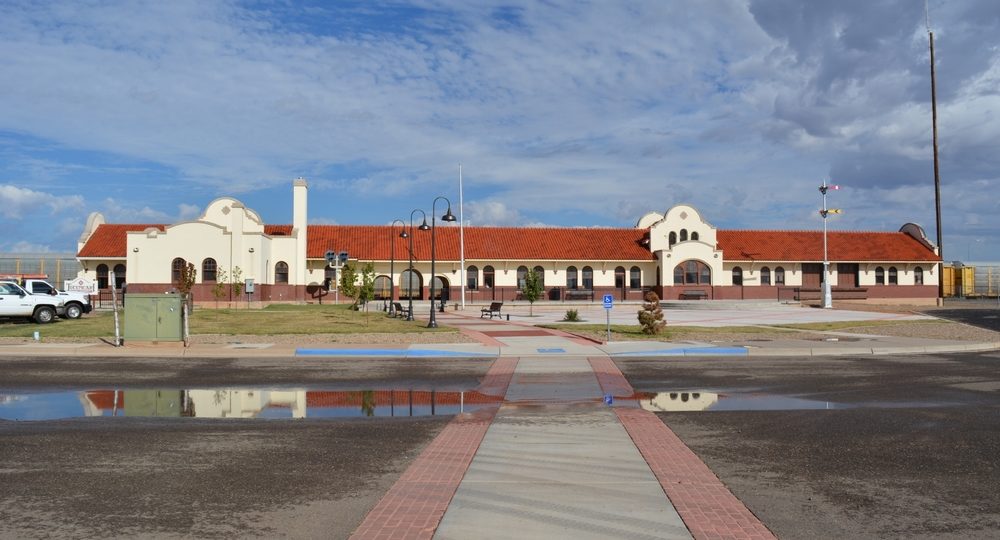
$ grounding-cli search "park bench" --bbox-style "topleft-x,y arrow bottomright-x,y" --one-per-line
564,289 -> 593,301
391,302 -> 411,319
680,290 -> 708,300
480,301 -> 503,319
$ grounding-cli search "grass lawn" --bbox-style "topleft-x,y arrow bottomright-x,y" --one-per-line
0,304 -> 455,338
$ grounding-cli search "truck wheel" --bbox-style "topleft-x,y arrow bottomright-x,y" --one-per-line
64,303 -> 83,319
34,306 -> 56,324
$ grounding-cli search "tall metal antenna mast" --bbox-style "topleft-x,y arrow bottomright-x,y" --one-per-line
927,1 -> 944,303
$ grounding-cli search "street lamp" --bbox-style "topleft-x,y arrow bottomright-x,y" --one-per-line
819,179 -> 841,309
406,209 -> 430,321
389,219 -> 406,315
428,196 -> 457,328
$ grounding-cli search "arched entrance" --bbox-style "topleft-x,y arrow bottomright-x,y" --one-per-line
431,276 -> 450,301
400,269 -> 423,299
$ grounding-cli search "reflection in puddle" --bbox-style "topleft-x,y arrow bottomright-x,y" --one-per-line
637,391 -> 850,412
0,389 -> 500,421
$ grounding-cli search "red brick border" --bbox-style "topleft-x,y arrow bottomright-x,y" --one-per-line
616,408 -> 776,540
588,356 -> 637,401
349,357 -> 517,539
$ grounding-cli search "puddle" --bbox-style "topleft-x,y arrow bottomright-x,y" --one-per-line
0,388 -> 500,421
635,390 -> 949,412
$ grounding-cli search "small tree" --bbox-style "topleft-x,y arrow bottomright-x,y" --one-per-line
522,268 -> 544,316
211,269 -> 229,308
231,266 -> 244,303
339,262 -> 360,309
359,262 -> 376,318
177,262 -> 197,311
637,291 -> 666,335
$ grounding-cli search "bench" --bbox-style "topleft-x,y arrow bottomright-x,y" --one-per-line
564,289 -> 593,301
680,290 -> 708,300
391,302 -> 411,319
481,301 -> 503,319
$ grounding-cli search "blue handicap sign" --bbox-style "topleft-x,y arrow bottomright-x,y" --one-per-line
603,294 -> 613,309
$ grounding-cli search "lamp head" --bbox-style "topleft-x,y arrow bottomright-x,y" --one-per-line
400,230 -> 409,239
419,218 -> 430,231
441,207 -> 457,222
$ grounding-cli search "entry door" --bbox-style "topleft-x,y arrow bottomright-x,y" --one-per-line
155,298 -> 181,339
837,264 -> 859,288
801,264 -> 824,288
0,283 -> 22,316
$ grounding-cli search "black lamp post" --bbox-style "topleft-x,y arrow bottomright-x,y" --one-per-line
428,196 -> 457,328
406,209 -> 430,321
389,219 -> 406,316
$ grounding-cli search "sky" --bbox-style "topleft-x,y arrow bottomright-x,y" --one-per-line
1,0 -> 998,262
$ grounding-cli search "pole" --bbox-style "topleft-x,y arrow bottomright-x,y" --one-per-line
930,29 -> 944,304
459,164 -> 466,310
428,196 -> 456,328
110,271 -> 122,346
390,219 -> 405,316
407,209 -> 428,321
821,179 -> 832,309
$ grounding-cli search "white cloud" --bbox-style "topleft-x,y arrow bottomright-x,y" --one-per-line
0,184 -> 84,219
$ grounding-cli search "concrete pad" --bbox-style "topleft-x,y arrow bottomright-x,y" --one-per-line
504,358 -> 603,402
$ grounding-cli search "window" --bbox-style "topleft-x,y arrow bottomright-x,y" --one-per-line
97,264 -> 109,289
668,232 -> 677,247
914,266 -> 924,285
483,266 -> 495,288
888,266 -> 898,285
374,275 -> 392,299
875,266 -> 885,285
171,258 -> 186,284
691,231 -> 699,241
113,264 -> 126,289
516,266 -> 529,290
582,266 -> 594,289
680,229 -> 688,242
533,266 -> 545,288
761,266 -> 771,286
467,266 -> 478,290
275,261 -> 289,284
202,258 -> 217,282
732,266 -> 743,286
775,266 -> 785,285
629,266 -> 641,289
614,266 -> 626,289
567,266 -> 578,289
675,260 -> 711,285
401,269 -> 422,297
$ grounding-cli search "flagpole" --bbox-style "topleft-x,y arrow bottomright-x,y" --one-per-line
459,164 -> 466,309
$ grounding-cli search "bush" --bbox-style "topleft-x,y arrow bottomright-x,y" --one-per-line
563,309 -> 580,322
637,291 -> 666,335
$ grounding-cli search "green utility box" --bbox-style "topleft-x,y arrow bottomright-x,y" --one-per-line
124,293 -> 183,342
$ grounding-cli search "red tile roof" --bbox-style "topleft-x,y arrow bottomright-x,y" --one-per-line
717,230 -> 939,262
76,224 -> 165,257
77,224 -> 938,262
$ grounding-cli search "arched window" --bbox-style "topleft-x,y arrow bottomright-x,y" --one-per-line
466,266 -> 479,290
675,260 -> 711,285
516,266 -> 529,290
401,269 -> 422,298
888,266 -> 898,285
374,275 -> 392,299
432,276 -> 448,299
614,266 -> 626,289
566,266 -> 579,289
582,266 -> 594,289
202,258 -> 217,282
275,261 -> 289,283
668,232 -> 677,247
914,266 -> 924,285
97,264 -> 109,290
533,266 -> 545,288
113,264 -> 126,289
171,258 -> 186,284
680,229 -> 688,242
875,266 -> 885,285
691,231 -> 699,241
629,266 -> 641,289
483,266 -> 495,288
761,266 -> 771,286
775,266 -> 786,285
732,266 -> 743,286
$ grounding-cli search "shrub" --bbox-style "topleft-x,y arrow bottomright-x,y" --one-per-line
637,291 -> 666,335
563,309 -> 580,322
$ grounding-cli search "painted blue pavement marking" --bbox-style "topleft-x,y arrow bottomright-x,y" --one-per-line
537,348 -> 566,353
612,347 -> 749,357
295,348 -> 495,357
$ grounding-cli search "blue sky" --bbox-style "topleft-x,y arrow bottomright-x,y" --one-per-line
1,0 -> 998,262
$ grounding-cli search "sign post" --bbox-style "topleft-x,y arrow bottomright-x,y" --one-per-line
603,294 -> 614,343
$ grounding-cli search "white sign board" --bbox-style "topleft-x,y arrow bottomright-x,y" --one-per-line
65,277 -> 98,294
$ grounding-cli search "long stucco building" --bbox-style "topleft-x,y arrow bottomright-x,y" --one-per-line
76,179 -> 941,306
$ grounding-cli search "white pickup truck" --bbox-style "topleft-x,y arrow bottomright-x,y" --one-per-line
22,279 -> 93,319
0,281 -> 65,324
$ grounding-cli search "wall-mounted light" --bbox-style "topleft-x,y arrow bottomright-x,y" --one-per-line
249,248 -> 255,253
132,247 -> 139,253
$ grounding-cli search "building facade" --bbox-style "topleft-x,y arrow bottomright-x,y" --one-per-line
76,179 -> 941,306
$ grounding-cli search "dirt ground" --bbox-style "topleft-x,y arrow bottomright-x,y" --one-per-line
0,357 -> 492,539
616,351 -> 1000,539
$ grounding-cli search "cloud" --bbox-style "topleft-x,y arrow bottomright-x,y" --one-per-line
0,184 -> 84,219
5,241 -> 54,253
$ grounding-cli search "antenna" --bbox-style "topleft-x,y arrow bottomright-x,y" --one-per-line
924,0 -> 931,32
